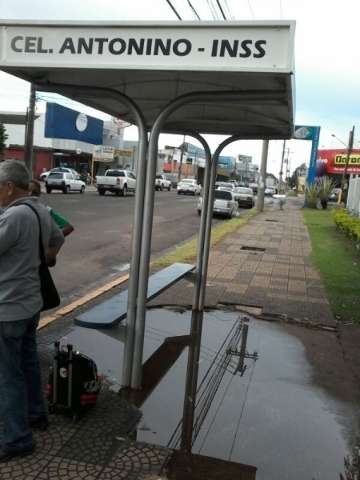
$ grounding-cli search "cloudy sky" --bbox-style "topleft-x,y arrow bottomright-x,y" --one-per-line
0,0 -> 359,175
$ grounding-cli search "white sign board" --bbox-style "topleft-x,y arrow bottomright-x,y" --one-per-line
93,145 -> 114,162
0,21 -> 294,73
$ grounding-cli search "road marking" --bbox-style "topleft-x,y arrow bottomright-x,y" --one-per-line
37,273 -> 129,331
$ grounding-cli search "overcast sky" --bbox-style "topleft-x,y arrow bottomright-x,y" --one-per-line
0,0 -> 359,175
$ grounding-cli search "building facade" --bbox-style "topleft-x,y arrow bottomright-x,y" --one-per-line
2,103 -> 124,179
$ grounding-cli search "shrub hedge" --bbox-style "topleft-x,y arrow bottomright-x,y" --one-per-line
333,208 -> 360,245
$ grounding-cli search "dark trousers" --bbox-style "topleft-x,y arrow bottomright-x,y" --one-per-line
0,313 -> 46,452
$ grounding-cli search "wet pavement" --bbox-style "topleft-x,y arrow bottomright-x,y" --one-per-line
2,198 -> 359,479
42,307 -> 359,480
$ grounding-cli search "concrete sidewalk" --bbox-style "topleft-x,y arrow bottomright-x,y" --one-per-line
150,196 -> 335,328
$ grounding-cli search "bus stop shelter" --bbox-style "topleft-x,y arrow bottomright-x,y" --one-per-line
0,20 -> 295,403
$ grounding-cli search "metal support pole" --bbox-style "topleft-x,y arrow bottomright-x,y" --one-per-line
198,135 -> 244,310
256,140 -> 269,212
279,140 -> 286,193
180,134 -> 243,451
130,91 -> 288,389
178,135 -> 186,183
24,84 -> 36,175
36,82 -> 148,388
189,134 -> 211,311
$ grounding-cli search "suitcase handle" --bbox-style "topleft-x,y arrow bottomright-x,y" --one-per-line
67,344 -> 73,409
52,341 -> 61,404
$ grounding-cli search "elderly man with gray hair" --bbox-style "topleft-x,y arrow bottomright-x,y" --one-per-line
0,160 -> 64,462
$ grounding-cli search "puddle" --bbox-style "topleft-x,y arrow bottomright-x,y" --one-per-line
62,308 -> 359,479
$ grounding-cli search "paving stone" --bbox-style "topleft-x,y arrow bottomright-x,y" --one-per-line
226,283 -> 248,295
215,267 -> 239,281
250,275 -> 270,288
234,271 -> 255,283
288,280 -> 307,293
305,267 -> 321,280
36,458 -> 103,480
239,262 -> 259,272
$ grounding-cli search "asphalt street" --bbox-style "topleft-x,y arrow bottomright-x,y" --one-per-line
44,188 -> 230,302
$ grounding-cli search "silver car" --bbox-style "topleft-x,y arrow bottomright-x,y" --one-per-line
233,187 -> 255,208
198,189 -> 238,218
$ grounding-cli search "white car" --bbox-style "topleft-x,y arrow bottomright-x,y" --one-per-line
265,187 -> 277,196
198,189 -> 238,218
46,171 -> 86,194
233,187 -> 255,208
155,174 -> 172,191
215,181 -> 235,190
40,167 -> 79,181
96,169 -> 136,196
177,178 -> 201,195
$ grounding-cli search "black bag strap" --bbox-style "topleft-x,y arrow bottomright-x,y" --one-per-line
19,203 -> 47,265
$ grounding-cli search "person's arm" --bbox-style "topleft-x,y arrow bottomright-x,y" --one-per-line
50,209 -> 74,237
0,212 -> 18,256
46,217 -> 65,267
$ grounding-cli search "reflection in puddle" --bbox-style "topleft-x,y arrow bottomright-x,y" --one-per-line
63,308 -> 358,479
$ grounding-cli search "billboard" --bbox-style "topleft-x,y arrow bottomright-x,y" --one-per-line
317,149 -> 360,175
294,125 -> 320,184
45,102 -> 103,145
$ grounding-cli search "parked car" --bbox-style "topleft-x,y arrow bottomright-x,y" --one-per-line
249,183 -> 258,194
233,187 -> 255,208
215,181 -> 235,190
155,174 -> 172,191
40,167 -> 79,181
177,178 -> 201,195
198,189 -> 238,218
329,188 -> 341,202
46,171 -> 85,194
265,187 -> 277,196
96,169 -> 136,196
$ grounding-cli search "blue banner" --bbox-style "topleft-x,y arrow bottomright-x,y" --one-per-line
294,125 -> 321,184
45,102 -> 103,145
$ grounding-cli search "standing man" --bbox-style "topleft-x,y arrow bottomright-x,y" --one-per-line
0,160 -> 64,462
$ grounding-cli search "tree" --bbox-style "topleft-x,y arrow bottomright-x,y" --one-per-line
0,122 -> 8,160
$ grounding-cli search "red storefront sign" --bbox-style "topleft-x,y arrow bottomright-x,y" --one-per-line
317,149 -> 360,175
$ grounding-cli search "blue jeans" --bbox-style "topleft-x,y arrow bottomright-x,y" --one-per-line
0,313 -> 47,452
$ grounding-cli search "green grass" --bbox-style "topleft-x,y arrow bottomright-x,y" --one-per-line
152,208 -> 257,269
303,208 -> 360,323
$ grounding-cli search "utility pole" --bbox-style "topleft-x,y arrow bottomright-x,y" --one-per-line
339,126 -> 355,203
24,83 -> 36,175
256,140 -> 269,212
178,135 -> 186,183
279,140 -> 286,193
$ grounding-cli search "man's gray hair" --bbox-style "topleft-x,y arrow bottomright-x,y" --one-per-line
0,160 -> 30,189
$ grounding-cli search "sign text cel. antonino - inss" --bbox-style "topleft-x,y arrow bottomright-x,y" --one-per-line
10,35 -> 267,58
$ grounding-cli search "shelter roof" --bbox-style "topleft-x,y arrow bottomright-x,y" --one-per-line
0,20 -> 295,138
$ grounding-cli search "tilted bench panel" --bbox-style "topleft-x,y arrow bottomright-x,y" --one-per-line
74,263 -> 194,328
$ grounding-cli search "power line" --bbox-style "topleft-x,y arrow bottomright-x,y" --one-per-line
223,0 -> 235,20
228,361 -> 256,461
165,0 -> 182,20
187,0 -> 201,19
198,372 -> 234,453
215,0 -> 227,19
247,0 -> 255,18
207,0 -> 220,19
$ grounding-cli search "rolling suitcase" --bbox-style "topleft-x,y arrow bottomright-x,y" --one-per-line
46,342 -> 101,420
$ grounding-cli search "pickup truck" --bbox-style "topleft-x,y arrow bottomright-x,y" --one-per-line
96,169 -> 136,196
155,174 -> 172,191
